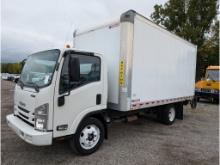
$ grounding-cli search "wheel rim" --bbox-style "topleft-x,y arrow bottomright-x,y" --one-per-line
79,124 -> 100,150
168,107 -> 175,122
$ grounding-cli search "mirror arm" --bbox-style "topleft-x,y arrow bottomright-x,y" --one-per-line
66,90 -> 70,96
60,90 -> 70,97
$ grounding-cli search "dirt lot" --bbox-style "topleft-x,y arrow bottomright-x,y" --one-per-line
1,80 -> 219,165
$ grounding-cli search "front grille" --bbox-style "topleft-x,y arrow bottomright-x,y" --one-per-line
18,106 -> 29,113
201,88 -> 211,93
16,115 -> 34,127
18,112 -> 28,119
17,106 -> 35,126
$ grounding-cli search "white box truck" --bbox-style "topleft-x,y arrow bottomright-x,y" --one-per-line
6,10 -> 197,155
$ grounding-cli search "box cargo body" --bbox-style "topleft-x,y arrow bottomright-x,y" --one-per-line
74,10 -> 197,111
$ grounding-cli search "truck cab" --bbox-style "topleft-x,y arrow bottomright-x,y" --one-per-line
7,48 -> 108,154
195,66 -> 219,103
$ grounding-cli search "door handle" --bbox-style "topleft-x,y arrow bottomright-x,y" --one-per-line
96,94 -> 101,105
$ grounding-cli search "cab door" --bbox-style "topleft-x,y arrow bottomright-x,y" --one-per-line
53,52 -> 104,138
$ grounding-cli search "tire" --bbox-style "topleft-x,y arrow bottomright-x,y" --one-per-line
213,98 -> 219,104
69,117 -> 104,155
161,105 -> 176,125
190,97 -> 197,109
156,109 -> 163,122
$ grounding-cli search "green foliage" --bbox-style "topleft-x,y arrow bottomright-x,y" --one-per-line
151,0 -> 219,80
1,62 -> 23,74
197,20 -> 219,77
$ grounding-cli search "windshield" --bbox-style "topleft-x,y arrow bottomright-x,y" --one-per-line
206,69 -> 219,81
20,49 -> 60,88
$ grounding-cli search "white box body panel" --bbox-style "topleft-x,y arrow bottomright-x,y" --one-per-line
131,16 -> 197,103
74,23 -> 121,105
74,10 -> 197,111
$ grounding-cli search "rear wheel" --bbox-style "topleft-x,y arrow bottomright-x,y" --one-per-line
213,98 -> 219,104
161,105 -> 176,125
69,117 -> 104,155
190,97 -> 197,109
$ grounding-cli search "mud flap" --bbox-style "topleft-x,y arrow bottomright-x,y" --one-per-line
175,103 -> 183,120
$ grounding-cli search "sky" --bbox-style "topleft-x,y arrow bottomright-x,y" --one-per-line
1,0 -> 167,63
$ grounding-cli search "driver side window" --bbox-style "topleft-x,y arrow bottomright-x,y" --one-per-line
59,54 -> 101,94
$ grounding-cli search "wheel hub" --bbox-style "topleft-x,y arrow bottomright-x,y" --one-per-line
79,124 -> 100,150
88,133 -> 95,141
168,108 -> 175,122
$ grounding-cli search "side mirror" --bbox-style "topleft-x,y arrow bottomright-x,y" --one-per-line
69,57 -> 80,82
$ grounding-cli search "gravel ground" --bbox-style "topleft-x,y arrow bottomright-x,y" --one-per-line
1,80 -> 219,165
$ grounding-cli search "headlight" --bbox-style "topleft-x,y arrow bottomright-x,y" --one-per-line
35,103 -> 48,131
210,89 -> 219,94
214,89 -> 219,94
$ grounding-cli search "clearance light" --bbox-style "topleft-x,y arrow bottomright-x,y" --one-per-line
65,44 -> 71,48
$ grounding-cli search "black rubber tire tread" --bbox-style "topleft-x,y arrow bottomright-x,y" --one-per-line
157,109 -> 163,122
69,117 -> 104,155
190,97 -> 197,109
213,98 -> 219,104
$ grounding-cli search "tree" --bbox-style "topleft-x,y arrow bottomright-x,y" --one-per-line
198,20 -> 219,69
1,63 -> 23,74
151,0 -> 219,80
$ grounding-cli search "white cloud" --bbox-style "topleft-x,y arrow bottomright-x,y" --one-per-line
2,0 -> 167,62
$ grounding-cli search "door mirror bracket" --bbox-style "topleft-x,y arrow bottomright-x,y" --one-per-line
58,90 -> 70,107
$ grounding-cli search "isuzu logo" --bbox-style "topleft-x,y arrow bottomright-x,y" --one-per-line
19,101 -> 26,107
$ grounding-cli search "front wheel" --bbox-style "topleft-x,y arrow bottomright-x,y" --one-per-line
69,117 -> 104,155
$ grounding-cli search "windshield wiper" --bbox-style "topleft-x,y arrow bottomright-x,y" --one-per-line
18,80 -> 40,92
27,82 -> 40,92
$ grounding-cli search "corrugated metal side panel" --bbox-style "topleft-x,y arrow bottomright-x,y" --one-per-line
130,16 -> 197,105
74,24 -> 121,105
